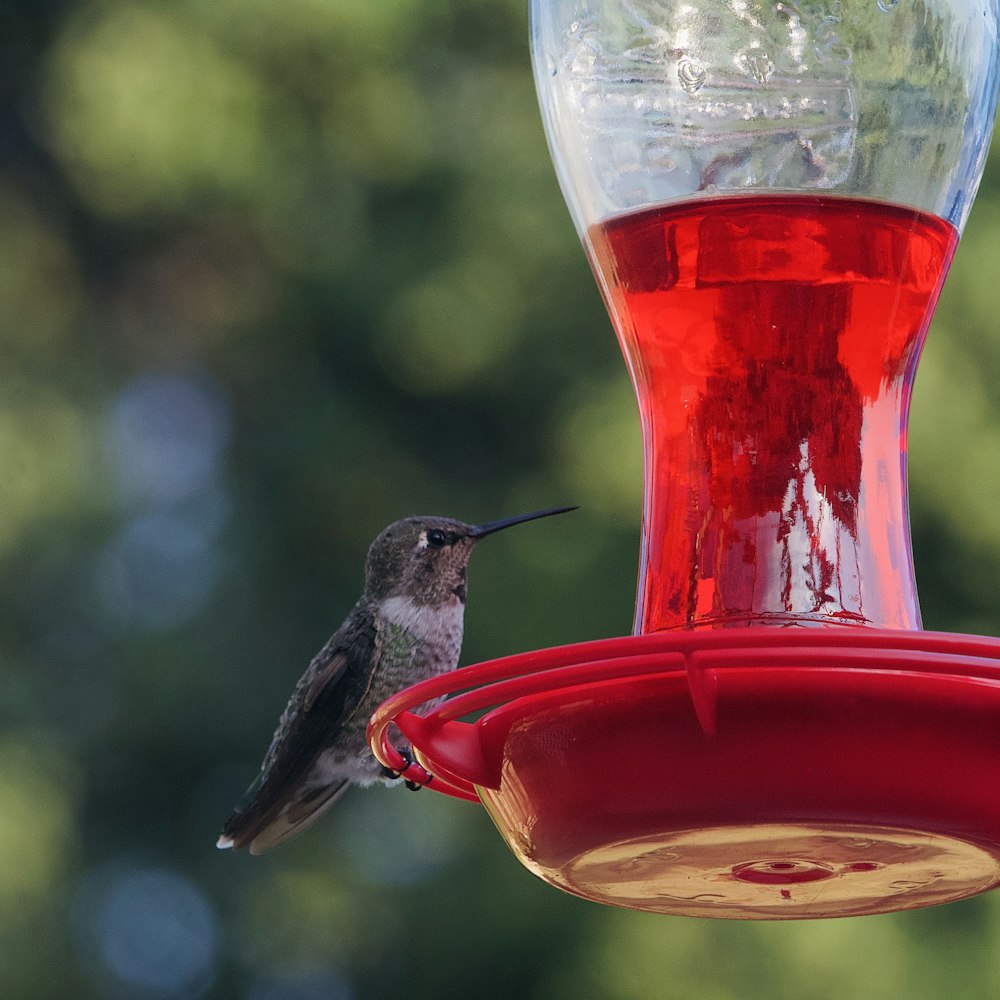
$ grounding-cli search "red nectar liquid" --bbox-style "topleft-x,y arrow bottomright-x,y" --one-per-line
588,196 -> 958,633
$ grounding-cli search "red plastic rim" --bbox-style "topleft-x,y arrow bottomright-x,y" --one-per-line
369,628 -> 1000,918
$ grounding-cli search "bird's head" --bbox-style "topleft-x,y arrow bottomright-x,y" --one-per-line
363,507 -> 576,606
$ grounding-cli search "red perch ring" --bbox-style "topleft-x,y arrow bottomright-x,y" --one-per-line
369,628 -> 1000,919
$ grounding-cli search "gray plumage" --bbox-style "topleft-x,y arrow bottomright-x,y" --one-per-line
217,507 -> 575,855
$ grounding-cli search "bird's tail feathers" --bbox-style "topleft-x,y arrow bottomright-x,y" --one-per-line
218,777 -> 352,855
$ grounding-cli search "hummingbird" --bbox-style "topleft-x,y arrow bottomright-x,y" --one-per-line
216,505 -> 576,855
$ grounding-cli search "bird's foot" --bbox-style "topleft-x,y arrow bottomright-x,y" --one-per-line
381,748 -> 432,790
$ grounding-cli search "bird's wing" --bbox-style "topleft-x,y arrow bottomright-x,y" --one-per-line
239,775 -> 353,856
218,608 -> 380,852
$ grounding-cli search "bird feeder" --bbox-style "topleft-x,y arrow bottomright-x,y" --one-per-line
370,0 -> 1000,918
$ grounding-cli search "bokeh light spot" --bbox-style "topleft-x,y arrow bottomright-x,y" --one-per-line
557,379 -> 643,515
378,260 -> 525,393
75,864 -> 219,998
0,738 -> 77,924
104,373 -> 231,507
0,391 -> 91,554
95,505 -> 224,632
43,6 -> 277,215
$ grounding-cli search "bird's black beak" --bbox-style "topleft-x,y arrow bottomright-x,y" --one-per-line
468,505 -> 578,539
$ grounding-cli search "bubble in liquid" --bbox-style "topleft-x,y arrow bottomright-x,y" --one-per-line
677,57 -> 707,95
876,0 -> 898,10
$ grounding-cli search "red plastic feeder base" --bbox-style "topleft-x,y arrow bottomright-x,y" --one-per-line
369,628 -> 1000,919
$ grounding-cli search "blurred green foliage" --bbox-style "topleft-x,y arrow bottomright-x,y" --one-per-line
3,1 -> 1000,998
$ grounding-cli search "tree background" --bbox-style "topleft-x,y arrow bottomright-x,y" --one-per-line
4,1 -> 1000,997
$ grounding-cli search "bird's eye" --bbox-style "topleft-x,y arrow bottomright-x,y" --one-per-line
426,529 -> 447,547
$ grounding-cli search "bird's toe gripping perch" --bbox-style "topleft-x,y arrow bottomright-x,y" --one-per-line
378,743 -> 434,790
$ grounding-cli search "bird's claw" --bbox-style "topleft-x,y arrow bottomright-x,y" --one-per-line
384,745 -> 414,778
381,747 -> 432,789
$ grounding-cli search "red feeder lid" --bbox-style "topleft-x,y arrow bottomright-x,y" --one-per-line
369,628 -> 1000,919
